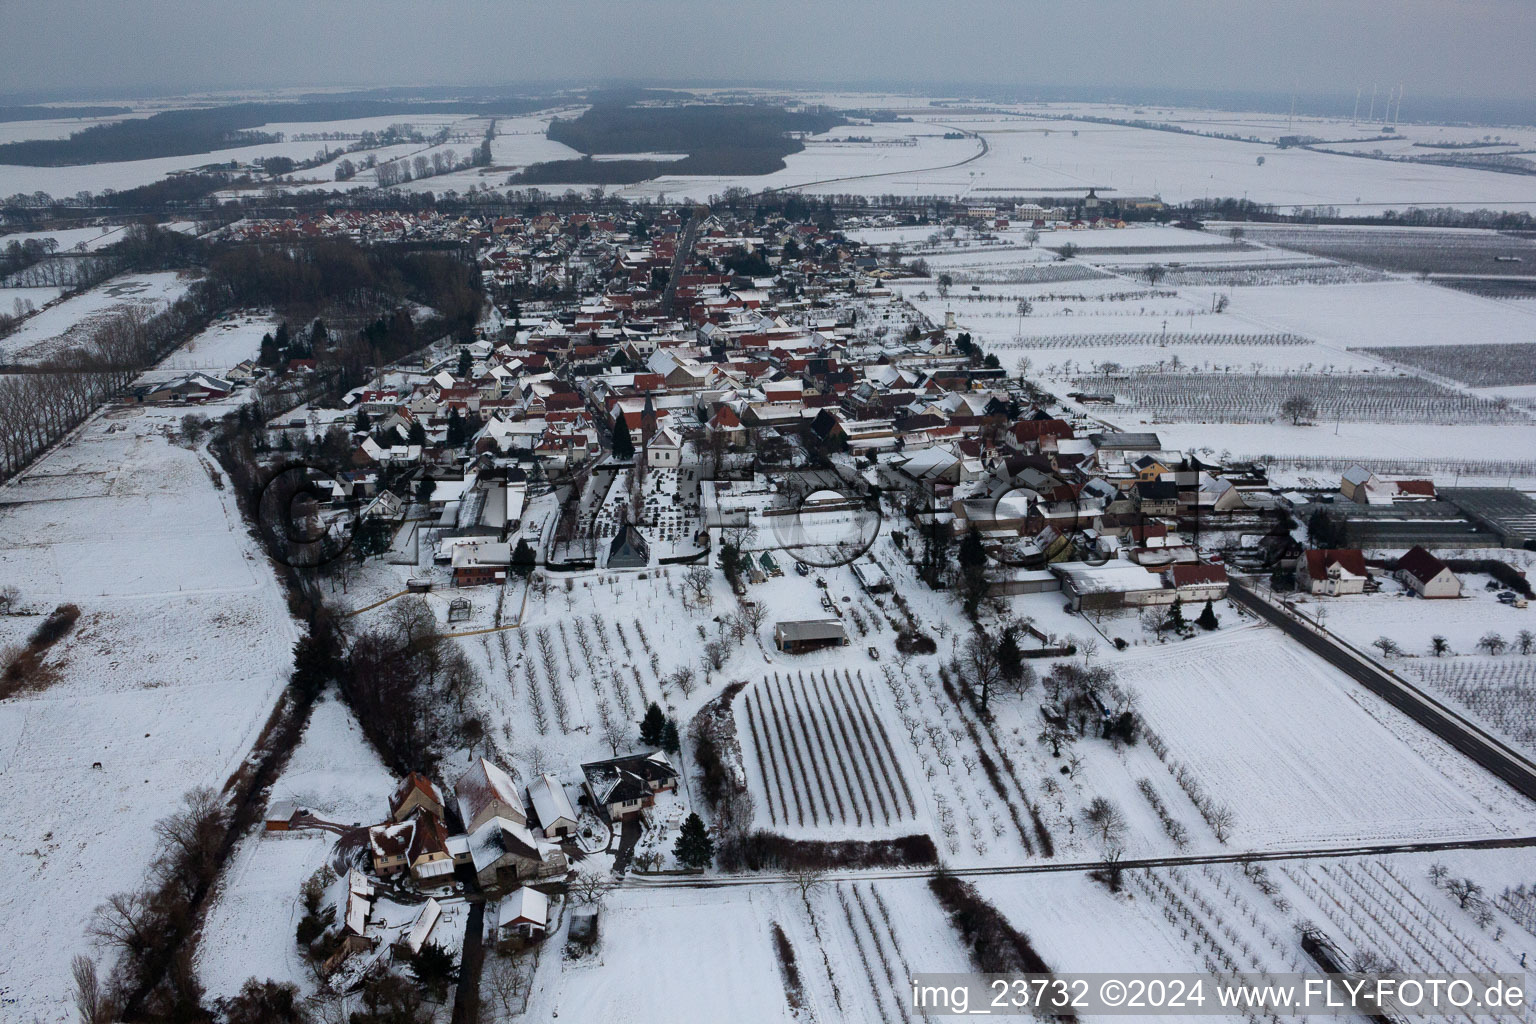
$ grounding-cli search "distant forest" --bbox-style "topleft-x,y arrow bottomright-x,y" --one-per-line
0,104 -> 132,122
512,103 -> 843,184
0,98 -> 550,167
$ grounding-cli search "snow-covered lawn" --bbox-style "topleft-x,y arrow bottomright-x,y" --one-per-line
0,411 -> 298,1023
157,312 -> 276,373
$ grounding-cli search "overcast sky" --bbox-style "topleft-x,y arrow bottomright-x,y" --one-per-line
2,0 -> 1531,104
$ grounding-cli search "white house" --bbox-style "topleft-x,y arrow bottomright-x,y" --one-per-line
1395,546 -> 1461,599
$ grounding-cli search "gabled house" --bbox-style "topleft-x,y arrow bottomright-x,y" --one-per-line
527,773 -> 579,838
368,809 -> 455,886
455,758 -> 528,833
581,751 -> 680,822
1304,549 -> 1369,596
498,886 -> 550,943
390,772 -> 444,823
1395,546 -> 1461,599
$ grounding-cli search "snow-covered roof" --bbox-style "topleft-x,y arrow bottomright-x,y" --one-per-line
499,885 -> 549,930
405,898 -> 442,955
528,773 -> 577,831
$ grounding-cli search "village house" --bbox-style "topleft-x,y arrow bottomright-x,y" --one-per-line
1304,549 -> 1370,596
580,751 -> 680,822
455,757 -> 528,832
1395,545 -> 1462,599
389,772 -> 444,823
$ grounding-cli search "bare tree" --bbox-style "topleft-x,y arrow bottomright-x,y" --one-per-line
72,955 -> 117,1024
484,954 -> 524,1018
790,866 -> 827,904
596,699 -> 626,756
1280,394 -> 1317,425
682,566 -> 712,608
1082,795 -> 1126,847
670,665 -> 697,697
1208,805 -> 1236,844
1446,876 -> 1484,909
569,870 -> 612,907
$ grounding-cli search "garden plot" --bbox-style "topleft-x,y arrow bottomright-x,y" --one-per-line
1358,342 -> 1536,388
522,885 -> 810,1024
740,669 -> 918,832
195,693 -> 395,1001
1093,369 -> 1527,425
156,312 -> 275,373
0,416 -> 297,1024
1122,631 -> 1534,849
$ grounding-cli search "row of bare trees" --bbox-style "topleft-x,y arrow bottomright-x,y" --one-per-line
0,298 -> 208,481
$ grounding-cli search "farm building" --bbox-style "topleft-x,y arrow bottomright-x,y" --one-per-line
773,619 -> 850,654
463,815 -> 569,892
263,800 -> 299,832
1170,563 -> 1230,602
852,559 -> 891,593
1053,561 -> 1171,611
456,757 -> 528,833
1395,546 -> 1461,599
527,773 -> 579,838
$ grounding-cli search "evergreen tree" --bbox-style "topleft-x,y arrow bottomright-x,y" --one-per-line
416,476 -> 436,503
406,941 -> 457,999
674,812 -> 714,868
1163,597 -> 1187,633
1196,600 -> 1220,631
258,332 -> 279,366
354,408 -> 371,433
274,322 -> 290,352
998,624 -> 1025,682
446,408 -> 465,446
662,719 -> 680,755
612,419 -> 635,460
457,347 -> 472,378
959,524 -> 986,572
407,419 -> 427,447
311,318 -> 328,349
511,537 -> 536,578
639,702 -> 666,747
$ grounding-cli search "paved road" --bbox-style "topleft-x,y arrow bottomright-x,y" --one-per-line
451,895 -> 486,1024
1229,580 -> 1536,802
624,832 -> 1536,891
660,207 -> 705,317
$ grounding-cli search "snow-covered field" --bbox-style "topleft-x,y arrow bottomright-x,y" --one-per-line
0,271 -> 191,364
0,408 -> 298,1023
605,104 -> 1536,213
1122,628 -> 1536,848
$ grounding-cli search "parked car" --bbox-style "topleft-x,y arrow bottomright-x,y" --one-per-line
867,646 -> 880,661
794,561 -> 809,576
